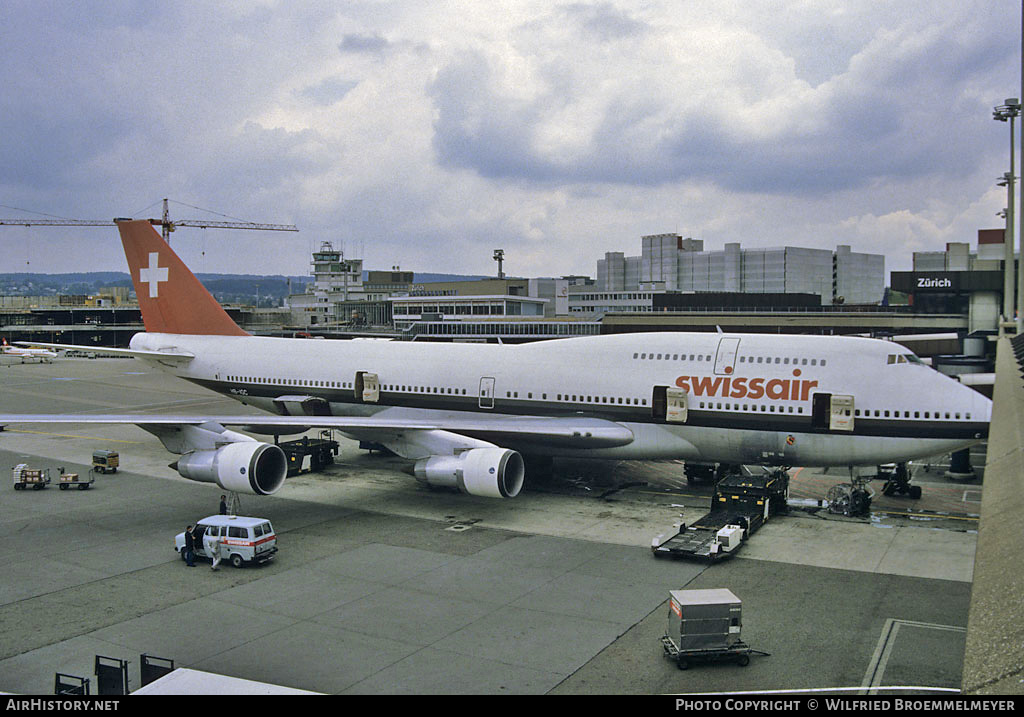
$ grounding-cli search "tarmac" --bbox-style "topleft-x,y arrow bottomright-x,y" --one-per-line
0,358 -> 984,694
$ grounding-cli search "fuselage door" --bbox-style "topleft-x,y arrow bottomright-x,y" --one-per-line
811,392 -> 854,431
479,377 -> 495,409
652,385 -> 688,423
828,394 -> 855,431
714,337 -> 741,375
355,371 -> 380,404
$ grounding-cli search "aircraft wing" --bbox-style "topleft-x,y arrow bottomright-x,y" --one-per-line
12,342 -> 194,365
0,413 -> 635,451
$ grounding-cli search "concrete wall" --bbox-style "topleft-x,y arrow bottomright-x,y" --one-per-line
962,335 -> 1024,694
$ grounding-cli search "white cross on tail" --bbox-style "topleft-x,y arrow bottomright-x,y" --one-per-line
139,252 -> 169,298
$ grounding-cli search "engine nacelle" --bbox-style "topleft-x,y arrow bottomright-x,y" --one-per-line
173,441 -> 287,496
413,447 -> 525,498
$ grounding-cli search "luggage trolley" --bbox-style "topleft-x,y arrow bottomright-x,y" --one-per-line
660,588 -> 769,670
58,468 -> 94,491
12,464 -> 50,491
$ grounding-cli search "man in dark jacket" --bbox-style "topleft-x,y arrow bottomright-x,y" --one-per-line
184,524 -> 196,567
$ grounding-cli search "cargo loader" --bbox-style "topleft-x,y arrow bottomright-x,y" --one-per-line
651,469 -> 789,562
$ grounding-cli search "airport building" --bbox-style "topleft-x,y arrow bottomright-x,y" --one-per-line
596,234 -> 885,305
890,230 -> 1012,334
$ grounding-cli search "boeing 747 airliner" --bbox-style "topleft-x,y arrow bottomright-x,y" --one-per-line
0,220 -> 991,500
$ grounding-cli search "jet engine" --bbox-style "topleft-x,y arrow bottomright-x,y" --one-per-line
412,447 -> 525,498
172,441 -> 288,496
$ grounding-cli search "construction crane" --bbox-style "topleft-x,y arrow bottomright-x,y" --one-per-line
0,198 -> 298,244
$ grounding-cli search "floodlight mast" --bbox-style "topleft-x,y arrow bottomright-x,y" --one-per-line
993,98 -> 1020,324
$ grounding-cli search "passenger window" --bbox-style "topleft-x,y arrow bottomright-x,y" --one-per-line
229,527 -> 245,539
253,524 -> 264,538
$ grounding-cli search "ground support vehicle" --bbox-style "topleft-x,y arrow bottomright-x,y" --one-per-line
652,470 -> 788,561
877,462 -> 922,499
92,449 -> 119,474
278,433 -> 339,476
175,515 -> 278,568
12,464 -> 50,490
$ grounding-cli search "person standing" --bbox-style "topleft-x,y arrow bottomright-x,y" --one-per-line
204,526 -> 222,571
184,524 -> 195,567
219,494 -> 228,515
192,524 -> 204,561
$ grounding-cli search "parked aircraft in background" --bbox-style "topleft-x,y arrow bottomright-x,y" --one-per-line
1,338 -> 59,363
0,219 -> 991,500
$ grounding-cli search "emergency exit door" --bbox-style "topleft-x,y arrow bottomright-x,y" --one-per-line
714,337 -> 740,375
479,377 -> 495,409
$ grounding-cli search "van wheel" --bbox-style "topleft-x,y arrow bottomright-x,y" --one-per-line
179,548 -> 187,561
230,554 -> 244,568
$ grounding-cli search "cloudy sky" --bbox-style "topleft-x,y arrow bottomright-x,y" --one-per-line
0,1 -> 1020,280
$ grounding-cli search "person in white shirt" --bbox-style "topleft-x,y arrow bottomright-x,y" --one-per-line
203,527 -> 222,571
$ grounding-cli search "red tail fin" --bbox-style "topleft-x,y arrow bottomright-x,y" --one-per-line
116,219 -> 249,336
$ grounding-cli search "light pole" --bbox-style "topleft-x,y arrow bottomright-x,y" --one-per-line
993,98 -> 1020,323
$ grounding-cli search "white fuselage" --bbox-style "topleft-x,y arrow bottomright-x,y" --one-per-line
131,331 -> 990,467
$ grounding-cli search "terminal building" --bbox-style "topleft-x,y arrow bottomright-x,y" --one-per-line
596,234 -> 885,306
890,230 -> 1012,334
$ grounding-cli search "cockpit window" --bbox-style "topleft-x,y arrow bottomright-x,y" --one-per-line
887,353 -> 924,365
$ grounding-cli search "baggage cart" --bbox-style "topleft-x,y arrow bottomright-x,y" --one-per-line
59,469 -> 94,490
660,589 -> 769,670
660,634 -> 762,669
13,464 -> 50,490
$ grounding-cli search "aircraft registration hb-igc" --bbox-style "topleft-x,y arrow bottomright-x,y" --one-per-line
0,219 -> 991,500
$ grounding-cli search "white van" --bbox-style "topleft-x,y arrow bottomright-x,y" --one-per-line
175,515 -> 278,568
